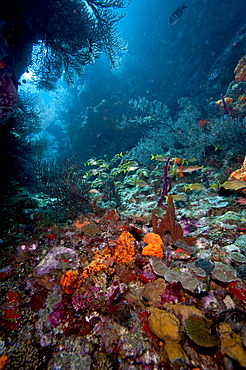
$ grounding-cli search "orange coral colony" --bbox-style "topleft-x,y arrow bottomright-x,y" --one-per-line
234,54 -> 246,82
113,231 -> 136,264
228,156 -> 246,182
60,269 -> 82,294
142,232 -> 164,258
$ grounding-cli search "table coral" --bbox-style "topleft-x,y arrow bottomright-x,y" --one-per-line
142,232 -> 163,258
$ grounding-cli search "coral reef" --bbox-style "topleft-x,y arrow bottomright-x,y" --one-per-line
234,54 -> 246,82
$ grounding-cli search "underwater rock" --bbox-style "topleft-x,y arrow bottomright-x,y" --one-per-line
0,265 -> 15,282
219,322 -> 246,368
184,314 -> 220,347
33,246 -> 79,290
115,265 -> 137,283
163,339 -> 184,364
222,294 -> 236,310
148,307 -> 180,342
211,262 -> 238,283
0,68 -> 18,124
30,290 -> 48,312
142,278 -> 166,305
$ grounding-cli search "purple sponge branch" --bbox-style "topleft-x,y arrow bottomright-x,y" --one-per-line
157,157 -> 172,208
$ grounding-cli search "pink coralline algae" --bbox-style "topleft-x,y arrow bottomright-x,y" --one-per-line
72,286 -> 104,312
0,68 -> 18,123
48,296 -> 72,328
160,282 -> 183,304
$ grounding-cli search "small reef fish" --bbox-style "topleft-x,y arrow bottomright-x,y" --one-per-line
235,198 -> 246,205
89,188 -> 100,194
169,3 -> 187,26
182,165 -> 203,173
208,69 -> 220,80
127,179 -> 148,187
171,193 -> 186,201
209,183 -> 220,191
184,183 -> 204,191
151,154 -> 168,162
221,180 -> 246,190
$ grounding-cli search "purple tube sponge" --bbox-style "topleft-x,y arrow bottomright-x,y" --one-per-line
157,157 -> 172,207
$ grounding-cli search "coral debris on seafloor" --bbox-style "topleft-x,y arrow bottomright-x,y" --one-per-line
1,158 -> 246,370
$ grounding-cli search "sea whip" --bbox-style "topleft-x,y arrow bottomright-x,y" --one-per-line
221,94 -> 229,115
157,157 -> 172,207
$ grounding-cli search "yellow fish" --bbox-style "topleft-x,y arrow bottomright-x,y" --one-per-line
184,183 -> 204,191
171,193 -> 186,201
221,180 -> 246,190
182,165 -> 203,173
151,154 -> 168,162
127,179 -> 148,187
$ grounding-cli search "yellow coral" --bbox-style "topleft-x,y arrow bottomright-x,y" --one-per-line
113,231 -> 136,264
142,232 -> 163,258
60,269 -> 82,294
